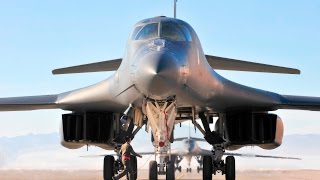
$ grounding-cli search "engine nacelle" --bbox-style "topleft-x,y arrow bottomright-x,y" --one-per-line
60,112 -> 119,150
223,113 -> 284,150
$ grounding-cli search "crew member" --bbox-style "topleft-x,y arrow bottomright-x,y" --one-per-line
113,136 -> 142,180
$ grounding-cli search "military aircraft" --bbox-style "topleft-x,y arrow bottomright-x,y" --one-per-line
1,2 -> 320,180
171,136 -> 300,173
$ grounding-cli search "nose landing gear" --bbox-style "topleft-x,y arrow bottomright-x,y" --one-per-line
145,98 -> 177,180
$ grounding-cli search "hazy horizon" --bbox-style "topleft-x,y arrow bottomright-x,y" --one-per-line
0,123 -> 319,170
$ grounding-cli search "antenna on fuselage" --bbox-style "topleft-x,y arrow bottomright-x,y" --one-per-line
174,0 -> 177,18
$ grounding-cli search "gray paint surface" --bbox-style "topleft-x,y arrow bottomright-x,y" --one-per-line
0,16 -> 319,114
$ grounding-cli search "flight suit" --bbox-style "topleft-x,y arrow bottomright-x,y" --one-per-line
113,142 -> 140,180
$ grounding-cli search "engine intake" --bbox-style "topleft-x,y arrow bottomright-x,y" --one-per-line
60,112 -> 117,150
224,113 -> 284,150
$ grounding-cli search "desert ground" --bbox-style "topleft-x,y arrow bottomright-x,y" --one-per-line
0,170 -> 319,180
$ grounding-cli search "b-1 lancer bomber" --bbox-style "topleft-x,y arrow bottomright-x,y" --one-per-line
0,8 -> 319,180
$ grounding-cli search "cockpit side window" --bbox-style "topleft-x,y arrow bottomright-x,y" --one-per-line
161,22 -> 192,42
131,26 -> 143,40
133,23 -> 159,40
178,24 -> 192,42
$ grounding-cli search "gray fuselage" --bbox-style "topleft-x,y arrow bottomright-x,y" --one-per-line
57,16 -> 281,114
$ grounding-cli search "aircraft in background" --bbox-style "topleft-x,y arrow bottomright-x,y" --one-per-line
1,1 -> 320,180
171,136 -> 300,173
82,133 -> 300,175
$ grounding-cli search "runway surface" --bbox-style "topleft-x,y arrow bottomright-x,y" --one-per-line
0,170 -> 319,180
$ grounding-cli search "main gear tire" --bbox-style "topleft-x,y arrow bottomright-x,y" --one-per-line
203,155 -> 213,180
225,156 -> 235,180
103,155 -> 114,180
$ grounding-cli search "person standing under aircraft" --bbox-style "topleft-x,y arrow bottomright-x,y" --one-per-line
113,136 -> 142,180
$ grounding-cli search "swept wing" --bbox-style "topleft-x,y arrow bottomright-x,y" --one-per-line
278,95 -> 320,111
0,95 -> 59,111
206,55 -> 300,74
52,58 -> 122,75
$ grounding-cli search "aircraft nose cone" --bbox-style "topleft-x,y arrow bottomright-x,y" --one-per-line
135,52 -> 180,99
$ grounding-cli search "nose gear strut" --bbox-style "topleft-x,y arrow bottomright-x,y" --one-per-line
145,97 -> 177,180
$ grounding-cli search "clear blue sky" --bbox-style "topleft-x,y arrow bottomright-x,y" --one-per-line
0,0 -> 319,137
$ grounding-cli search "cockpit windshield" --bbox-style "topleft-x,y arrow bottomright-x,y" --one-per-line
161,22 -> 192,42
133,23 -> 159,40
132,21 -> 192,42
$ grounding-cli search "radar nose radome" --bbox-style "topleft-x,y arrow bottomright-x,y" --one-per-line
135,51 -> 181,99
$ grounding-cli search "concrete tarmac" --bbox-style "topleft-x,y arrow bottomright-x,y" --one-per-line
0,170 -> 320,180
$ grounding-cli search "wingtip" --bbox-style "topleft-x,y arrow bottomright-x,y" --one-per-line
52,69 -> 57,75
52,68 -> 67,75
51,69 -> 61,75
291,68 -> 301,75
297,69 -> 301,74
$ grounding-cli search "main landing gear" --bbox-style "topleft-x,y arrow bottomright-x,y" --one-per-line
103,155 -> 115,180
225,156 -> 236,180
103,106 -> 141,180
103,154 -> 138,180
202,149 -> 236,180
196,112 -> 236,180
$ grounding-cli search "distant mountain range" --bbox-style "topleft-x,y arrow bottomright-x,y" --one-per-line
0,125 -> 319,169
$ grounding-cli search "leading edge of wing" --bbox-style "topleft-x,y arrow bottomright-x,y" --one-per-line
205,55 -> 300,74
0,95 -> 59,111
52,58 -> 122,75
225,152 -> 301,160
